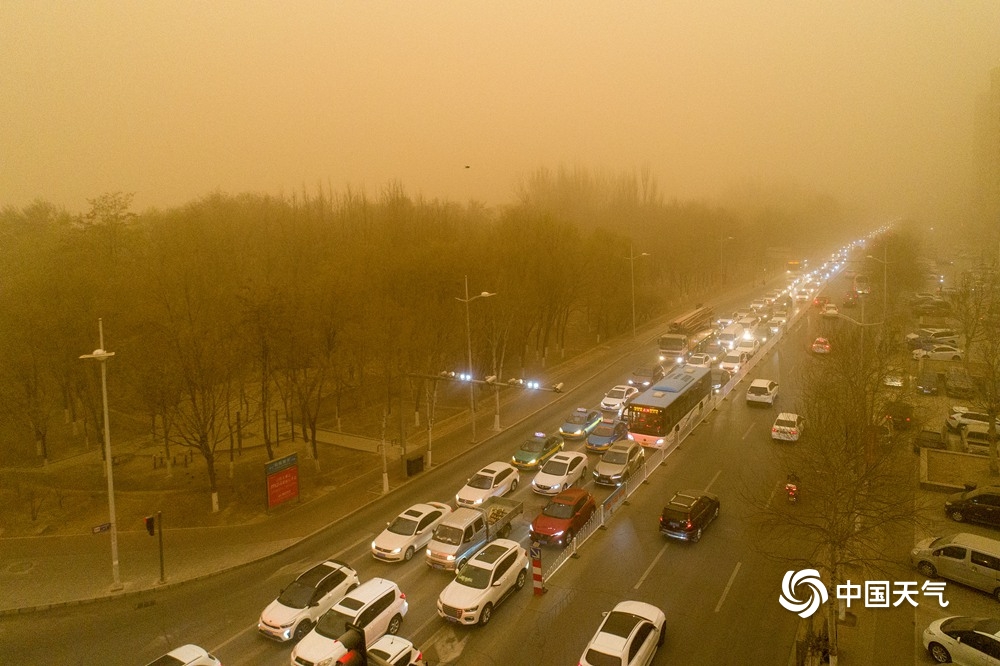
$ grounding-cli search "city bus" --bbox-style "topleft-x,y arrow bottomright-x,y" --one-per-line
626,365 -> 713,448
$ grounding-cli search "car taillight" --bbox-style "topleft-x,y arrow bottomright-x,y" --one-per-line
790,429 -> 797,435
771,427 -> 778,433
685,520 -> 693,530
399,592 -> 406,600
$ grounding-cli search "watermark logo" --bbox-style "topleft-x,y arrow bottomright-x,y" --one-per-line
779,569 -> 829,618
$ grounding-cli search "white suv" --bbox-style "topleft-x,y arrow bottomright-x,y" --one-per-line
258,559 -> 359,642
291,578 -> 407,666
455,462 -> 519,507
437,538 -> 529,625
746,379 -> 778,406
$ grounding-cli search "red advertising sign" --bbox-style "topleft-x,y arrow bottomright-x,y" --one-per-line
265,453 -> 299,509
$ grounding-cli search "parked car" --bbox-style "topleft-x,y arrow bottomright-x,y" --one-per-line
772,413 -> 805,441
578,601 -> 666,666
906,328 -> 959,348
291,578 -> 407,666
923,616 -> 1000,665
510,432 -> 563,470
811,337 -> 831,354
628,365 -> 665,388
371,502 -> 453,563
746,379 -> 778,406
913,345 -> 964,361
884,400 -> 914,431
916,371 -> 941,395
945,368 -> 976,399
258,559 -> 359,642
531,451 -> 588,495
593,442 -> 644,487
436,539 -> 528,625
586,419 -> 629,453
658,490 -> 720,542
558,408 -> 603,439
946,486 -> 1000,528
915,427 -> 946,453
946,407 -> 1000,432
145,645 -> 220,666
529,487 -> 597,546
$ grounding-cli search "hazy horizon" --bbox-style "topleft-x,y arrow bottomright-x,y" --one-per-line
2,2 -> 998,219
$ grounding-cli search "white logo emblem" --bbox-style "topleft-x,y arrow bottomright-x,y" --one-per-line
779,569 -> 829,618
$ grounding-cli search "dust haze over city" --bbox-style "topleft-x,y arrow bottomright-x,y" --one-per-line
2,1 -> 999,222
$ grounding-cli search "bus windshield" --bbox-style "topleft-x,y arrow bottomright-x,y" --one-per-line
629,407 -> 666,435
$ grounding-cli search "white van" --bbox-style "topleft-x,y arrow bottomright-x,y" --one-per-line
963,423 -> 997,456
718,323 -> 745,351
911,532 -> 1000,600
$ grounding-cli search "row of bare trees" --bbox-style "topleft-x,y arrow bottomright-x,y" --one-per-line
0,172 -> 850,510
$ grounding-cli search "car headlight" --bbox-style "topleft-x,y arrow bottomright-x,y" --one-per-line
371,540 -> 378,549
391,547 -> 401,554
550,530 -> 564,537
572,429 -> 582,436
610,473 -> 622,479
473,497 -> 484,505
318,658 -> 336,666
446,554 -> 455,561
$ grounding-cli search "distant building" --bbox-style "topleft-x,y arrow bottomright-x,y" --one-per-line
973,67 -> 1000,252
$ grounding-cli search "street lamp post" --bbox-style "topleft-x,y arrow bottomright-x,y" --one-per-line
80,319 -> 122,591
457,275 -> 496,443
866,244 -> 891,318
626,245 -> 650,339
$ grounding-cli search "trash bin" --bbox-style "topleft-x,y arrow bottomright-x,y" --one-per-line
406,456 -> 424,477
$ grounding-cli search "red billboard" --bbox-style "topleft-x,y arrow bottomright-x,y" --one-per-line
265,453 -> 299,509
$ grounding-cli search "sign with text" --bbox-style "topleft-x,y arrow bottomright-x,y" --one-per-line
265,453 -> 299,509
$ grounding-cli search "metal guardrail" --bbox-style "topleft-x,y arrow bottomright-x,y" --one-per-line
542,299 -> 810,582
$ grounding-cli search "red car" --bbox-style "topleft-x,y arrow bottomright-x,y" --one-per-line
529,488 -> 596,547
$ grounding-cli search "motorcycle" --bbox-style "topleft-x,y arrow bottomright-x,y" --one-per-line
785,482 -> 799,503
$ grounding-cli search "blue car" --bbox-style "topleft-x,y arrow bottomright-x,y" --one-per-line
558,408 -> 603,439
586,419 -> 629,452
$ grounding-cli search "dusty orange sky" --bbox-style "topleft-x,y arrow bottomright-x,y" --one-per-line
2,2 -> 998,220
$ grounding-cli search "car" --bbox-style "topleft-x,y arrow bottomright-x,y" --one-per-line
947,407 -> 1000,432
906,328 -> 960,348
813,295 -> 830,308
737,315 -> 760,330
735,308 -> 754,320
367,635 -> 426,666
291,578 -> 408,666
659,490 -> 720,543
913,299 -> 951,315
686,352 -> 713,368
945,486 -> 1000,527
746,378 -> 778,406
916,371 -> 941,395
794,289 -> 811,302
578,600 -> 666,666
718,351 -> 748,373
510,432 -> 563,470
771,413 -> 805,441
593,441 -> 644,487
258,559 -> 359,642
529,487 -> 597,546
821,303 -> 840,318
558,408 -> 603,439
628,365 -> 665,388
736,338 -> 761,357
586,419 -> 629,452
531,451 -> 588,495
436,539 -> 528,625
749,299 -> 767,311
883,400 -> 914,431
710,367 -> 732,394
768,315 -> 787,334
456,462 -> 519,506
811,337 -> 831,354
145,645 -> 221,666
923,616 -> 1000,665
601,385 -> 640,413
913,345 -> 964,361
842,291 -> 860,308
883,367 -> 904,388
371,502 -> 452,562
945,367 -> 976,398
915,427 -> 946,452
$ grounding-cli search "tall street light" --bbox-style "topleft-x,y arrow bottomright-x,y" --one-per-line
457,275 -> 496,443
866,244 -> 891,318
80,319 -> 122,590
626,245 -> 650,339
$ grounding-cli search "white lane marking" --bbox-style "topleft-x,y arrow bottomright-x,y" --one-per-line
765,483 -> 778,510
633,542 -> 669,590
741,423 -> 754,440
704,470 -> 721,493
338,533 -> 377,562
212,623 -> 256,655
714,561 -> 742,612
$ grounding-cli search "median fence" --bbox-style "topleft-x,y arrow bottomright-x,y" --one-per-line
542,300 -> 809,582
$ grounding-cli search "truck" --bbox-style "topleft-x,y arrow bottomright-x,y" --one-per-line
657,328 -> 714,365
424,497 -> 523,571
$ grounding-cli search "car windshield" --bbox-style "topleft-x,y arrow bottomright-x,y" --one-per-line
606,388 -> 626,399
316,608 -> 354,639
276,580 -> 315,609
584,649 -> 622,666
542,502 -> 575,519
521,439 -> 545,453
567,414 -> 587,425
454,564 -> 492,589
467,473 -> 494,489
748,386 -> 768,395
775,418 -> 797,429
592,424 -> 615,437
603,450 -> 627,465
541,460 -> 568,476
723,354 -> 740,363
633,368 -> 654,378
387,515 -> 418,536
434,524 -> 464,546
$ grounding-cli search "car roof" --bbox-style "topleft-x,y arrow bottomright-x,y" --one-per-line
553,487 -> 589,503
775,412 -> 800,421
334,577 -> 398,608
479,462 -> 512,475
749,378 -> 773,387
607,442 -> 634,452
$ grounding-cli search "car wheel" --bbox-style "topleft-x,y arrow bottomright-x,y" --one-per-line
404,546 -> 414,561
949,510 -> 965,523
927,642 -> 951,663
479,603 -> 493,626
917,561 -> 937,578
510,479 -> 519,492
657,621 -> 666,647
515,569 -> 527,591
692,527 -> 703,543
579,467 -> 587,484
457,557 -> 468,570
387,613 -> 402,635
294,619 -> 314,640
